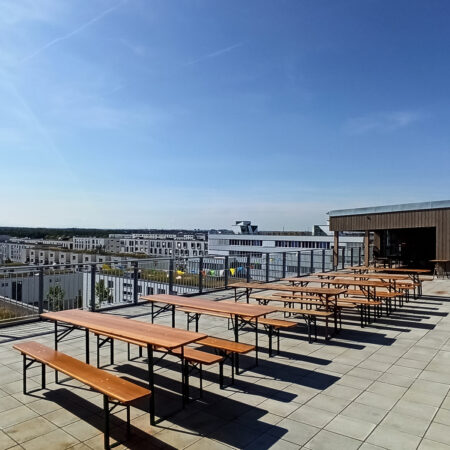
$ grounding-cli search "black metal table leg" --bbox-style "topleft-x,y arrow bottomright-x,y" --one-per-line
233,315 -> 241,374
147,344 -> 155,425
85,328 -> 90,364
104,395 -> 110,450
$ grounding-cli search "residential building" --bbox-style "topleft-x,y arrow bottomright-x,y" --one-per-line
72,237 -> 108,251
208,221 -> 363,256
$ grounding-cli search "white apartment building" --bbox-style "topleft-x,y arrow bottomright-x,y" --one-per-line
26,248 -> 137,266
106,233 -> 208,258
208,221 -> 363,256
72,237 -> 108,251
0,242 -> 30,263
9,237 -> 72,249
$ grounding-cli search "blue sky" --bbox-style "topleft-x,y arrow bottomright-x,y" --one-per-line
1,0 -> 449,229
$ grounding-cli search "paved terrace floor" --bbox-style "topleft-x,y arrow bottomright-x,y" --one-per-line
1,279 -> 450,449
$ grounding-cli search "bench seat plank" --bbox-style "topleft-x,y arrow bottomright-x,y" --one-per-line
197,336 -> 255,354
13,341 -> 150,404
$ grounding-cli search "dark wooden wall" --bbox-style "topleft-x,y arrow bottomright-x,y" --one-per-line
330,208 -> 450,259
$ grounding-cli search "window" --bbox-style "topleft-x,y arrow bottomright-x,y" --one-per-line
107,281 -> 113,288
146,287 -> 154,295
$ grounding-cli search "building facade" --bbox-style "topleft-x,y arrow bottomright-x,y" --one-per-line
208,221 -> 363,256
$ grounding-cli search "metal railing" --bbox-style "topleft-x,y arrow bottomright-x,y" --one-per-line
0,246 -> 364,325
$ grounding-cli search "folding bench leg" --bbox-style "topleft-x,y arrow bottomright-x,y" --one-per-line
314,317 -> 317,342
126,405 -> 131,439
231,354 -> 235,384
277,328 -> 280,355
103,395 -> 110,450
97,335 -> 100,368
306,316 -> 312,343
268,326 -> 273,357
219,360 -> 224,389
110,339 -> 114,366
41,363 -> 46,390
183,359 -> 189,405
23,355 -> 27,395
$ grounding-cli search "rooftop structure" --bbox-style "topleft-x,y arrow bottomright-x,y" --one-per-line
209,220 -> 363,258
329,200 -> 450,267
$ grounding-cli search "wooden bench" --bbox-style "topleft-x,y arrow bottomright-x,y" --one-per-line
344,289 -> 401,312
247,295 -> 338,342
177,306 -> 298,355
92,330 -> 224,393
251,293 -> 356,309
195,336 -> 254,384
13,341 -> 150,450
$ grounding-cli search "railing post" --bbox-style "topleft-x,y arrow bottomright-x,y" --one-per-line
266,253 -> 270,282
282,252 -> 287,279
90,264 -> 96,311
359,247 -> 362,265
224,256 -> 229,288
297,252 -> 301,277
38,267 -> 44,314
322,249 -> 325,272
198,257 -> 203,294
246,254 -> 251,282
351,247 -> 354,267
133,262 -> 139,304
341,247 -> 345,269
310,250 -> 314,274
168,258 -> 174,294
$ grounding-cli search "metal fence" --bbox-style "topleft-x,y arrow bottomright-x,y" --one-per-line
0,246 -> 364,325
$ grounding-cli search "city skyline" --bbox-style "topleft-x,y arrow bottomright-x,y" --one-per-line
1,0 -> 450,229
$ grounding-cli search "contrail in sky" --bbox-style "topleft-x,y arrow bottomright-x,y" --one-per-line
21,0 -> 125,63
185,42 -> 243,66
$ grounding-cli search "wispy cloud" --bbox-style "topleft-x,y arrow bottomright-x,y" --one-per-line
185,42 -> 243,66
0,0 -> 64,26
20,0 -> 126,63
344,110 -> 423,135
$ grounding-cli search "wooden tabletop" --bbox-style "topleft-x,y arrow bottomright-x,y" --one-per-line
282,276 -> 324,283
370,267 -> 431,274
41,309 -> 206,349
319,278 -> 391,288
230,282 -> 345,296
141,294 -> 278,318
314,272 -> 410,280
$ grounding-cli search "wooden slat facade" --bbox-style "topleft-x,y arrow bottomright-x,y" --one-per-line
329,208 -> 450,259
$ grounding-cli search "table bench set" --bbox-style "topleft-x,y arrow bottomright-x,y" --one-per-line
12,268 -> 430,448
12,295 -> 282,448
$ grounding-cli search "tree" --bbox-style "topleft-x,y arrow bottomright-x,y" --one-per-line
95,280 -> 112,305
46,285 -> 65,311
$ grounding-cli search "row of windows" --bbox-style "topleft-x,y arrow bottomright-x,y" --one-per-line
229,240 -> 263,246
274,241 -> 330,249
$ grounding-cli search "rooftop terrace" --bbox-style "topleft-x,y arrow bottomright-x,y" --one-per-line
0,277 -> 450,449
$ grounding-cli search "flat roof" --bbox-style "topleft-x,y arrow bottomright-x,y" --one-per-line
328,200 -> 450,217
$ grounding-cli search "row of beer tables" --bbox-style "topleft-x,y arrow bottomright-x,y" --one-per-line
39,270 -> 430,425
40,295 -> 277,425
347,266 -> 431,296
